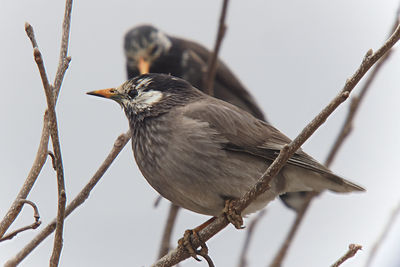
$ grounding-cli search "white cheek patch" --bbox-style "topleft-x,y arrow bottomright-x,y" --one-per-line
134,90 -> 163,110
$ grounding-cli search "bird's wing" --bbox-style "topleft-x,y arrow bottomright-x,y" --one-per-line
179,38 -> 266,120
182,98 -> 363,191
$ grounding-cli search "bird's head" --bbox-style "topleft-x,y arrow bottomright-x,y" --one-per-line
87,74 -> 200,119
124,25 -> 172,75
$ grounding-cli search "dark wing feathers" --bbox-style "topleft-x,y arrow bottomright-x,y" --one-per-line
182,97 -> 363,191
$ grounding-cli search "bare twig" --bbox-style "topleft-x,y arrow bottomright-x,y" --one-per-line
25,23 -> 38,48
151,22 -> 400,267
48,151 -> 56,170
0,200 -> 41,242
270,8 -> 400,267
154,195 -> 163,208
205,0 -> 230,95
5,132 -> 131,267
325,7 -> 400,166
0,0 -> 72,240
32,44 -> 67,267
269,192 -> 316,267
365,201 -> 400,267
237,209 -> 266,267
158,204 -> 181,258
53,0 -> 73,101
331,244 -> 362,267
0,112 -> 49,238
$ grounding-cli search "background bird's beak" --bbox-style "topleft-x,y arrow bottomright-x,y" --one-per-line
138,57 -> 150,74
87,88 -> 118,99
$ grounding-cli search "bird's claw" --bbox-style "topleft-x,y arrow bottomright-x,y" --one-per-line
223,199 -> 244,229
178,229 -> 209,262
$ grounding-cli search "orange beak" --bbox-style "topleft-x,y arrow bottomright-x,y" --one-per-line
138,57 -> 150,74
86,88 -> 118,99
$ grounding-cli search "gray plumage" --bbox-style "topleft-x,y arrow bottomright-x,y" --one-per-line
88,74 -> 365,216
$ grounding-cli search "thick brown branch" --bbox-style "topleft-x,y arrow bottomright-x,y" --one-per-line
0,200 -> 41,242
158,204 -> 181,258
331,244 -> 362,267
204,0 -> 230,95
4,132 -> 131,267
151,22 -> 400,267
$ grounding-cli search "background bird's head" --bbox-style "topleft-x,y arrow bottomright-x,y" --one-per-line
87,73 -> 201,120
124,25 -> 172,75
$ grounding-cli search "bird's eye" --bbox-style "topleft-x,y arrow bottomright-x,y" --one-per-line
128,90 -> 138,98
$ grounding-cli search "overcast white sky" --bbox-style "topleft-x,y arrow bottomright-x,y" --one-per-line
1,0 -> 400,266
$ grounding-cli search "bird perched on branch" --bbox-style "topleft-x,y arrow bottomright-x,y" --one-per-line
88,74 -> 364,220
124,24 -> 265,121
123,25 -> 318,211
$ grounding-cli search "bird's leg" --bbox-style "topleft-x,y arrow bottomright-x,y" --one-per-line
178,217 -> 216,264
223,199 -> 244,229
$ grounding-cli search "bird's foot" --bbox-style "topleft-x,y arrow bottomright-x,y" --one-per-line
223,199 -> 244,229
178,229 -> 214,266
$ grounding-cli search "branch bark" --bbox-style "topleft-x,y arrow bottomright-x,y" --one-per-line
151,22 -> 400,267
0,200 -> 41,242
4,132 -> 131,267
32,44 -> 67,267
331,244 -> 362,267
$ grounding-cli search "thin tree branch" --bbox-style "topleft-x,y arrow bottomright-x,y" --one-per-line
151,22 -> 400,267
154,195 -> 163,208
237,209 -> 267,267
365,201 -> 400,267
25,23 -> 38,48
269,192 -> 316,267
158,204 -> 181,258
48,151 -> 57,170
0,112 -> 49,238
331,244 -> 362,267
0,200 -> 41,242
205,0 -> 230,95
5,132 -> 131,267
53,0 -> 73,101
0,0 -> 72,240
32,45 -> 67,267
325,7 -> 400,166
270,8 -> 400,267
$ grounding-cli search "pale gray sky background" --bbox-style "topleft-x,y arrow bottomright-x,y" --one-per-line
1,0 -> 400,266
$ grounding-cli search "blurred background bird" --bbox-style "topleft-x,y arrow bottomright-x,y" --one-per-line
123,24 -> 308,211
124,24 -> 265,121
